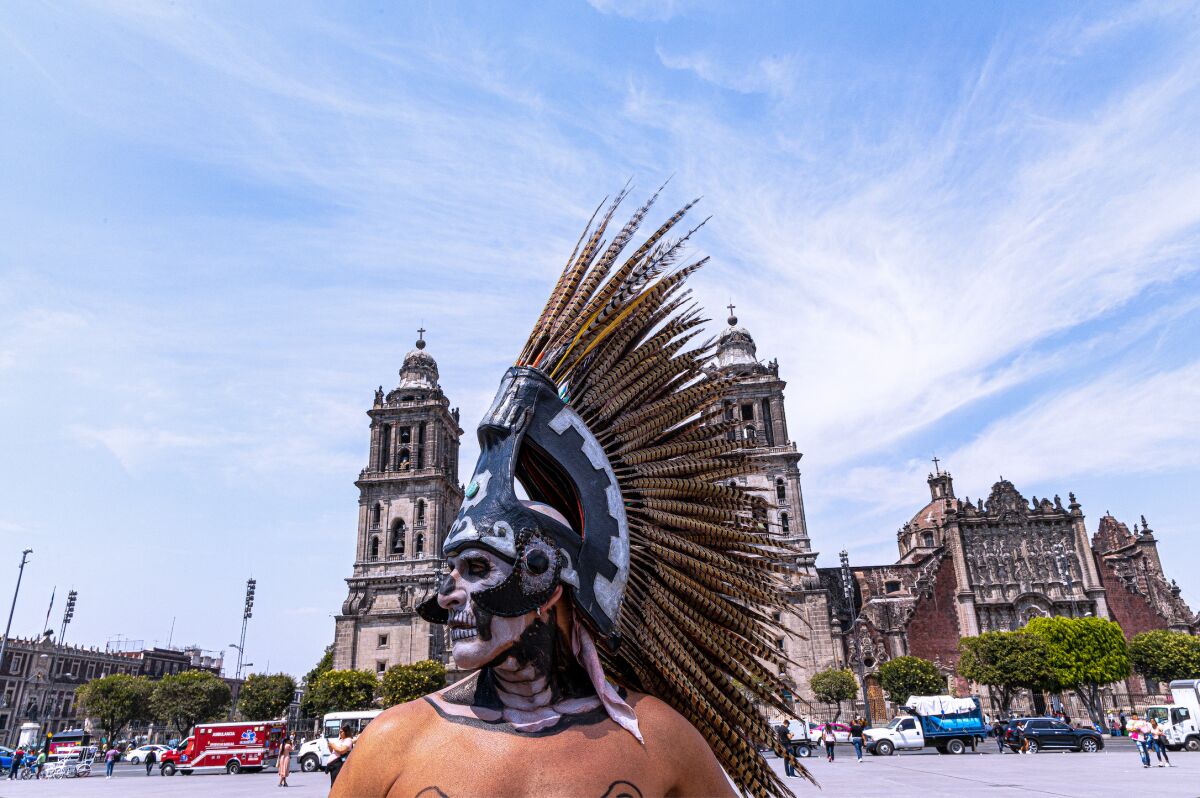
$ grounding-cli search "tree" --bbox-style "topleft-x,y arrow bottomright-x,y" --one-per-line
299,647 -> 334,719
75,674 -> 153,743
957,631 -> 1054,714
1026,616 -> 1131,726
150,670 -> 233,737
877,656 -> 945,706
380,660 -> 446,707
809,668 -> 857,721
304,669 -> 378,717
1129,630 -> 1200,685
236,673 -> 297,720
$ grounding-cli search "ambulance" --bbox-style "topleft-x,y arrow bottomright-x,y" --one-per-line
159,720 -> 288,776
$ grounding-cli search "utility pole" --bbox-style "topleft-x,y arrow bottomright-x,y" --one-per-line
0,549 -> 33,678
58,590 -> 77,646
840,549 -> 873,726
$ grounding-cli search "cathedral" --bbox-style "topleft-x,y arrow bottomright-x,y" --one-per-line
332,318 -> 1197,713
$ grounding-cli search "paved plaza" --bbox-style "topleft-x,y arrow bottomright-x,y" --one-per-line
0,748 -> 1196,797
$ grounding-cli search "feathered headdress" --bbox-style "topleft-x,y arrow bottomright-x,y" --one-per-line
417,186 -> 811,794
512,187 -> 813,795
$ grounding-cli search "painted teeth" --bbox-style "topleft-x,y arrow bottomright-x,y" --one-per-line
451,627 -> 477,641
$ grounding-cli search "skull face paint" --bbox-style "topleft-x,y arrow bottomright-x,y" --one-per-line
437,547 -> 540,671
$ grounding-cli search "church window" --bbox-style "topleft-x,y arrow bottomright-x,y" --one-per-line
415,533 -> 425,556
922,532 -> 935,547
376,661 -> 387,674
780,512 -> 790,533
391,519 -> 406,554
398,448 -> 411,469
400,426 -> 412,445
416,500 -> 426,526
417,424 -> 427,469
885,580 -> 901,594
761,398 -> 775,447
370,503 -> 381,528
776,637 -> 785,651
775,478 -> 786,503
369,536 -> 380,560
379,425 -> 391,470
377,634 -> 389,648
744,425 -> 757,443
740,403 -> 754,421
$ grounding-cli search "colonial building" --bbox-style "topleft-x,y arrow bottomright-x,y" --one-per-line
824,468 -> 1199,715
332,331 -> 463,673
0,638 -> 222,746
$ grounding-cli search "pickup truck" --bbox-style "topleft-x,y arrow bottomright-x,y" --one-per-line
864,695 -> 988,756
1144,680 -> 1200,752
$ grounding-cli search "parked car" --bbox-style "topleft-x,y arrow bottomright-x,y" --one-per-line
1002,718 -> 1105,753
124,744 -> 171,764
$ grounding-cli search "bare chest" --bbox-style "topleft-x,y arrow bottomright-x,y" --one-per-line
385,718 -> 668,798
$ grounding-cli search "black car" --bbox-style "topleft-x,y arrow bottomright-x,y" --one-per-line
1002,718 -> 1105,753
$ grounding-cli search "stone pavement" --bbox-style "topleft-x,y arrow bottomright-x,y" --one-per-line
0,748 -> 1196,797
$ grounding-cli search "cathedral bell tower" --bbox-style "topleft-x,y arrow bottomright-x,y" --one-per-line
332,330 -> 464,673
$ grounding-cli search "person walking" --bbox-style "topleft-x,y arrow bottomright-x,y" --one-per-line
822,723 -> 836,763
849,716 -> 865,763
1128,713 -> 1151,768
104,745 -> 120,778
326,723 -> 355,788
1149,719 -> 1173,767
144,746 -> 156,776
992,719 -> 1006,753
277,734 -> 294,786
8,746 -> 24,780
35,749 -> 46,779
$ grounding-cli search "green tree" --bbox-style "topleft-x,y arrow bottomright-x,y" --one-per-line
304,669 -> 378,717
1129,630 -> 1200,685
809,668 -> 858,721
235,673 -> 297,720
150,670 -> 233,737
957,631 -> 1054,714
380,660 -> 446,707
1026,616 -> 1131,726
877,656 -> 945,706
75,674 -> 154,743
299,647 -> 334,719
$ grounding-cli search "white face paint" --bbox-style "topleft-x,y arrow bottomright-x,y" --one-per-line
437,547 -> 537,670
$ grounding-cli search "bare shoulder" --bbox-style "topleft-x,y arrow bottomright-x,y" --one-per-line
329,699 -> 438,798
625,691 -> 735,797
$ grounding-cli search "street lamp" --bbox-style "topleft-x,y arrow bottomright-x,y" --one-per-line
0,549 -> 33,683
839,550 -> 873,725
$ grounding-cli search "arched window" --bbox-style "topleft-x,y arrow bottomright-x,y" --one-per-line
922,531 -> 935,547
780,512 -> 790,533
415,533 -> 425,556
398,448 -> 411,469
368,536 -> 380,560
370,503 -> 381,528
415,500 -> 426,526
775,478 -> 786,503
391,519 -> 406,554
744,425 -> 756,443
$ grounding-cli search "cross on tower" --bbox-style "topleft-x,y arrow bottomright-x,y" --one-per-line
416,326 -> 427,350
932,456 -> 941,475
726,300 -> 736,317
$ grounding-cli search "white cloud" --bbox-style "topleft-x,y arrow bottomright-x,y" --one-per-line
655,44 -> 798,97
587,0 -> 693,22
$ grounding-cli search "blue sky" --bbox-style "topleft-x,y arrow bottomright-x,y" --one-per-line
2,1 -> 1198,679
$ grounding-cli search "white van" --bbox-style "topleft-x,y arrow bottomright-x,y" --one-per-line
297,710 -> 383,772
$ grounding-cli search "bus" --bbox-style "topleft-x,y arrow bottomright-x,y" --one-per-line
296,710 -> 382,772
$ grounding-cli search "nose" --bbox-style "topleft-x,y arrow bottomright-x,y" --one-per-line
436,570 -> 468,611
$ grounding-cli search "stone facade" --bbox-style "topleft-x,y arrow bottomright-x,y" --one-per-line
332,332 -> 463,673
824,470 -> 1199,713
0,638 -> 222,746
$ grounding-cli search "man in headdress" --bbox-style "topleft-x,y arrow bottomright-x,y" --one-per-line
332,190 -> 810,798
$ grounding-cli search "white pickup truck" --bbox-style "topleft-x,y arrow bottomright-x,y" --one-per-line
1143,680 -> 1200,752
863,696 -> 988,756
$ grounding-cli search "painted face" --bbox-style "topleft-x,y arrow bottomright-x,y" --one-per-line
437,547 -> 538,670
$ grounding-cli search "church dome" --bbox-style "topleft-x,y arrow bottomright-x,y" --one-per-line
397,331 -> 439,390
714,309 -> 759,369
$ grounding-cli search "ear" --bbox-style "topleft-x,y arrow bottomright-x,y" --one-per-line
540,584 -> 564,614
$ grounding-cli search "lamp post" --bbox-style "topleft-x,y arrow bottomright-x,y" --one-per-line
839,550 -> 873,725
0,549 -> 33,680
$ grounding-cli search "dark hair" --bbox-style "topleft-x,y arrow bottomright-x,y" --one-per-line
340,723 -> 353,736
